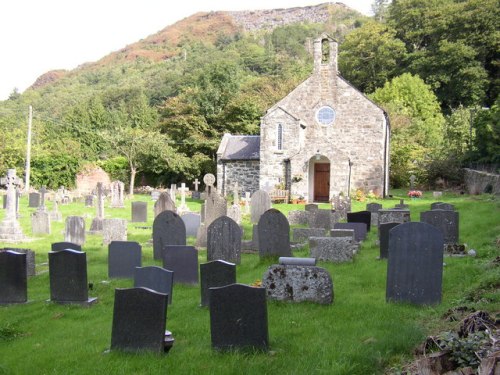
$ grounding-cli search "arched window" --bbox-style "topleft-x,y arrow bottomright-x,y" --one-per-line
277,124 -> 283,150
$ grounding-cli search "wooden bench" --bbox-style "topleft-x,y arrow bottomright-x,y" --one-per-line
270,189 -> 289,203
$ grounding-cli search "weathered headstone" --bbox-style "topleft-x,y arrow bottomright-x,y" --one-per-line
258,209 -> 291,257
151,191 -> 160,201
48,249 -> 97,305
347,210 -> 372,232
309,236 -> 356,262
378,222 -> 400,259
64,216 -> 85,246
108,241 -> 141,279
0,169 -> 25,241
110,287 -> 173,353
51,242 -> 82,252
333,222 -> 367,242
309,209 -> 336,230
207,216 -> 241,264
169,184 -> 177,202
204,188 -> 227,227
227,204 -> 241,225
330,229 -> 355,240
287,210 -> 309,225
102,218 -> 127,245
177,183 -> 189,214
292,228 -> 326,242
85,195 -> 95,207
420,209 -> 459,244
386,222 -> 444,305
181,213 -> 201,237
152,210 -> 186,260
110,180 -> 125,208
49,200 -> 62,222
1,248 -> 35,276
430,202 -> 455,211
262,264 -> 333,304
154,192 -> 176,217
200,260 -> 236,307
250,190 -> 271,224
330,195 -> 351,221
162,245 -> 198,285
378,209 -> 411,228
131,201 -> 147,223
90,182 -> 105,233
134,266 -> 174,304
366,202 -> 383,228
0,250 -> 27,304
209,284 -> 268,351
31,209 -> 51,235
305,203 -> 319,212
28,192 -> 41,208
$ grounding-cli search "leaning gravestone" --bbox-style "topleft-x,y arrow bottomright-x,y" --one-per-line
28,192 -> 40,208
162,245 -> 198,285
102,219 -> 128,246
108,241 -> 142,279
131,202 -> 147,223
386,222 -> 444,305
347,211 -> 372,232
152,210 -> 186,260
250,190 -> 271,224
309,236 -> 356,263
207,216 -> 241,264
64,216 -> 85,246
134,266 -> 174,305
258,209 -> 291,257
51,242 -> 81,252
420,209 -> 459,245
181,213 -> 201,237
209,284 -> 268,351
333,222 -> 367,242
262,262 -> 333,304
154,192 -> 176,217
0,250 -> 27,304
378,222 -> 400,259
200,260 -> 236,307
48,249 -> 97,305
110,287 -> 173,353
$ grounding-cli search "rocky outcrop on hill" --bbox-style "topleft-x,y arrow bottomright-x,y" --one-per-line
30,69 -> 67,90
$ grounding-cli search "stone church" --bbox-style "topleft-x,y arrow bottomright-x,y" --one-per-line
216,34 -> 390,202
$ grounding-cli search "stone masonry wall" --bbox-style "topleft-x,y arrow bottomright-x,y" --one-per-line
218,160 -> 260,196
464,168 -> 500,194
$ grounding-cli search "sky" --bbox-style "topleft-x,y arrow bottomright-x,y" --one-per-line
0,0 -> 373,101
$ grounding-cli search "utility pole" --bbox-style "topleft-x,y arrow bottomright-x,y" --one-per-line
25,105 -> 32,193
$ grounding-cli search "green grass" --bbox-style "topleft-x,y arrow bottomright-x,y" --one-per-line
0,191 -> 498,374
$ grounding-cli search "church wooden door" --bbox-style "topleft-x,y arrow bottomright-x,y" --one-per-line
314,163 -> 330,202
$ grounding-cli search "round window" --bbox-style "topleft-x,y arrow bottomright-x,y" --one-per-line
316,106 -> 336,125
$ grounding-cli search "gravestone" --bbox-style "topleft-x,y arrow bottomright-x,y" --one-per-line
110,287 -> 172,353
250,190 -> 271,224
64,216 -> 85,246
420,210 -> 459,244
48,249 -> 97,305
309,209 -> 336,230
366,202 -> 383,228
347,210 -> 372,232
90,182 -> 105,233
28,192 -> 40,208
152,210 -> 186,260
154,192 -> 176,217
394,199 -> 409,209
333,222 -> 367,242
305,203 -> 319,212
177,183 -> 189,214
432,191 -> 443,199
430,202 -> 455,211
102,218 -> 127,245
49,200 -> 62,222
169,184 -> 177,202
378,222 -> 400,259
0,250 -> 27,304
309,236 -> 356,262
292,228 -> 326,242
207,216 -> 241,264
204,187 -> 227,227
131,201 -> 147,222
191,178 -> 201,199
200,260 -> 236,307
31,210 -> 51,235
110,180 -> 125,208
262,264 -> 333,304
1,248 -> 36,276
410,174 -> 416,190
108,241 -> 142,279
243,192 -> 251,214
210,284 -> 268,351
162,245 -> 198,285
51,242 -> 82,252
258,209 -> 291,257
288,210 -> 309,225
227,204 -> 241,225
378,209 -> 411,228
330,229 -> 355,240
134,266 -> 174,304
0,169 -> 25,241
85,195 -> 95,207
330,195 -> 351,221
386,222 -> 444,305
181,213 -> 201,237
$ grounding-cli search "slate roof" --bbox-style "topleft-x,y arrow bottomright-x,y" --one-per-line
220,135 -> 260,160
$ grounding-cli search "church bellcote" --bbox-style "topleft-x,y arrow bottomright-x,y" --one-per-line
313,35 -> 338,74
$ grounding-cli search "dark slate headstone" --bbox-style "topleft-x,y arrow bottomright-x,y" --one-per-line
378,222 -> 400,259
262,264 -> 333,304
258,209 -> 291,257
28,192 -> 40,208
1,248 -> 35,276
110,287 -> 171,353
420,210 -> 459,244
51,242 -> 82,252
134,266 -> 174,305
250,190 -> 271,224
207,216 -> 241,264
431,202 -> 455,211
162,245 -> 198,285
333,222 -> 367,242
366,203 -> 382,213
200,260 -> 236,307
131,202 -> 147,223
0,251 -> 27,304
347,211 -> 372,232
386,222 -> 444,305
209,284 -> 268,351
182,213 -> 201,237
48,249 -> 97,305
152,210 -> 186,260
108,241 -> 142,279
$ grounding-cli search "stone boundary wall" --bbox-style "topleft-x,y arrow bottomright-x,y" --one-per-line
463,168 -> 500,195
